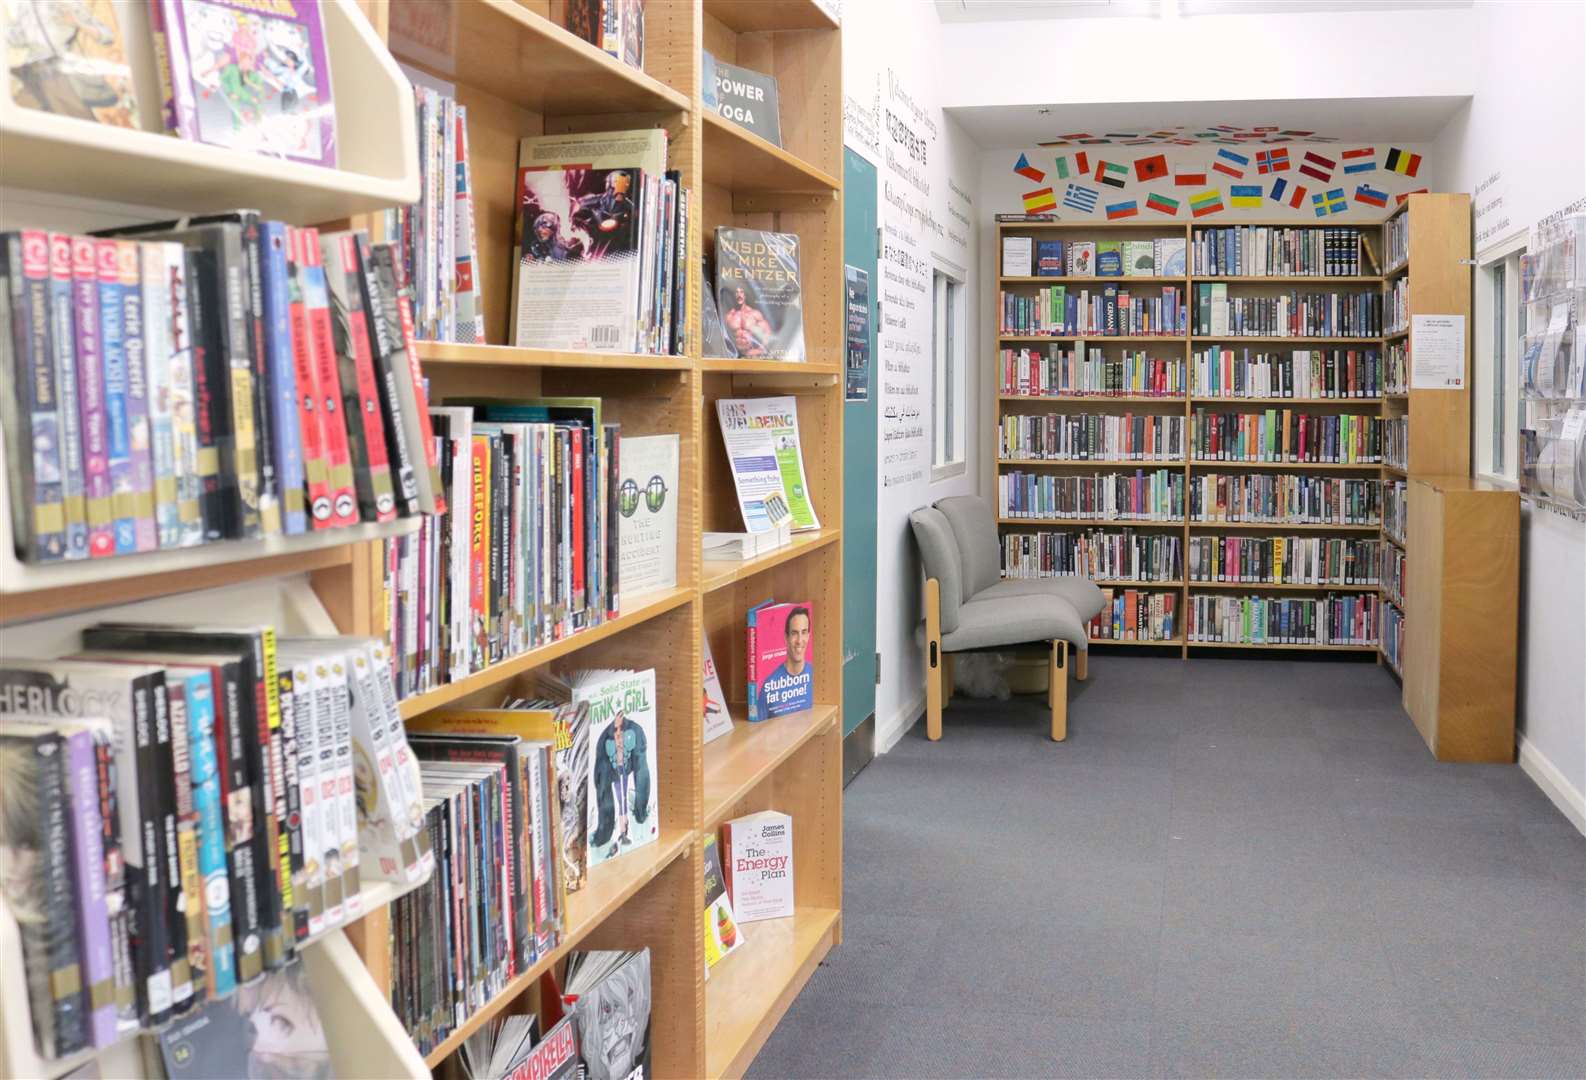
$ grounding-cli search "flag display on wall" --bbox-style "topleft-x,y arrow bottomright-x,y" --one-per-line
1299,152 -> 1336,182
1175,172 -> 1207,186
1256,148 -> 1290,173
1105,199 -> 1139,220
1023,186 -> 1057,213
1353,184 -> 1389,208
1269,177 -> 1309,209
1230,185 -> 1263,209
1014,152 -> 1046,182
1190,189 -> 1224,217
1212,149 -> 1249,178
1096,160 -> 1129,188
1062,183 -> 1099,213
1312,188 -> 1348,217
1342,147 -> 1377,174
1385,148 -> 1422,177
1145,192 -> 1180,215
1134,154 -> 1169,182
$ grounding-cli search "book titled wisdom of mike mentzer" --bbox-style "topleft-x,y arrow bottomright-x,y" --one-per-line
714,228 -> 805,361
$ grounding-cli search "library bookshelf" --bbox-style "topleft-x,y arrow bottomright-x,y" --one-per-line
992,217 -> 1399,655
0,1 -> 843,1078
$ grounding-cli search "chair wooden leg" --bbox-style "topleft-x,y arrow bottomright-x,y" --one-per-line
1075,647 -> 1088,682
925,578 -> 943,741
1050,639 -> 1068,742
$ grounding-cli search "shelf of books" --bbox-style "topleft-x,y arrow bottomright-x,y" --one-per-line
995,217 -> 1391,656
0,1 -> 843,1078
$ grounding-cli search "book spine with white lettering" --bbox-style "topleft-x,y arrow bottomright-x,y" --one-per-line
46,234 -> 88,559
70,237 -> 116,557
137,242 -> 182,548
1,231 -> 67,561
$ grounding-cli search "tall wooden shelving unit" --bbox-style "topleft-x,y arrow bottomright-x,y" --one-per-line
0,1 -> 843,1077
993,218 -> 1389,656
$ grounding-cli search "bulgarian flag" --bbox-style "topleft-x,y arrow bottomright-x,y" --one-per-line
1146,192 -> 1180,215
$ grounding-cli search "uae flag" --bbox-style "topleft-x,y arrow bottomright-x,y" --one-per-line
1134,154 -> 1169,182
1146,192 -> 1180,215
1384,148 -> 1423,177
1096,160 -> 1129,188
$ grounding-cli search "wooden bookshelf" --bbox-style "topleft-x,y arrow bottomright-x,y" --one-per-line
993,219 -> 1394,656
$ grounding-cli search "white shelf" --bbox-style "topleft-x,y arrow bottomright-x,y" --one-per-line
0,0 -> 418,222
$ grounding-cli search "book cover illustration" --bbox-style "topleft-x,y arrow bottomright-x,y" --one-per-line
616,433 -> 678,597
701,632 -> 732,745
511,130 -> 666,352
715,228 -> 805,361
156,0 -> 337,166
157,959 -> 333,1079
572,669 -> 658,869
746,601 -> 813,723
565,949 -> 651,1080
4,0 -> 138,126
702,834 -> 742,972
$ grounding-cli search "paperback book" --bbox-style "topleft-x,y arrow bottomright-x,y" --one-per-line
616,434 -> 678,597
715,228 -> 805,361
701,632 -> 733,745
563,949 -> 652,1080
721,810 -> 793,923
702,834 -> 743,972
715,396 -> 820,532
746,601 -> 813,723
4,0 -> 138,126
703,51 -> 781,146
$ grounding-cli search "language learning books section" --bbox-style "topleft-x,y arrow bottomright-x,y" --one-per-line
0,1 -> 843,1078
993,212 -> 1457,655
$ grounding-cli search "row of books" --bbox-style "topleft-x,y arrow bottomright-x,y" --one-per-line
999,346 -> 1185,398
999,530 -> 1182,583
0,628 -> 430,1061
998,468 -> 1185,521
1188,409 -> 1382,464
1186,535 -> 1383,585
1192,226 -> 1366,278
561,0 -> 646,70
380,399 -> 623,699
9,0 -> 337,168
381,82 -> 484,345
1386,340 -> 1409,394
1382,543 -> 1407,606
1381,602 -> 1406,671
1386,214 -> 1410,271
2,219 -> 441,565
510,130 -> 691,357
1001,236 -> 1187,278
999,286 -> 1187,338
1088,588 -> 1178,642
704,811 -> 797,976
1387,276 -> 1410,335
1384,416 -> 1409,470
1193,285 -> 1383,338
1190,347 -> 1386,399
1186,593 -> 1381,645
1190,473 -> 1382,526
997,413 -> 1186,462
1385,479 -> 1408,544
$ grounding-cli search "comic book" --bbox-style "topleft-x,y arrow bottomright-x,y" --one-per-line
152,0 -> 337,166
4,0 -> 138,126
714,228 -> 805,361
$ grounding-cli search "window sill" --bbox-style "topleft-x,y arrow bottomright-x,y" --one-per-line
931,461 -> 968,484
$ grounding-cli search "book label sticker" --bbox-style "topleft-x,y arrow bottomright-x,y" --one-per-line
1410,314 -> 1466,390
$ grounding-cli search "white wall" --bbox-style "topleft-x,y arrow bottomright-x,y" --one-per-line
1433,0 -> 1586,829
843,0 -> 982,751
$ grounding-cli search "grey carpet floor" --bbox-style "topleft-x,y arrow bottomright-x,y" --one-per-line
745,656 -> 1586,1080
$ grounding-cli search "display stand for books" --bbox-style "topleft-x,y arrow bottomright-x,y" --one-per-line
993,218 -> 1392,654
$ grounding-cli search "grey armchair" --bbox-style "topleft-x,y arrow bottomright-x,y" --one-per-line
909,495 -> 1105,741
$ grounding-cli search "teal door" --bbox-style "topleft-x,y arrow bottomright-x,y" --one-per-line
842,148 -> 878,737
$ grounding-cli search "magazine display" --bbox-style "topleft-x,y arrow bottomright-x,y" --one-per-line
510,130 -> 681,354
616,433 -> 678,596
156,960 -> 333,1079
4,0 -> 138,126
701,632 -> 733,744
715,396 -> 820,532
152,0 -> 337,166
745,601 -> 814,722
564,948 -> 652,1080
715,229 -> 805,361
702,834 -> 743,972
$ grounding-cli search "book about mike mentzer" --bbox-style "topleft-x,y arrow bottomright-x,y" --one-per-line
715,228 -> 805,361
746,601 -> 813,723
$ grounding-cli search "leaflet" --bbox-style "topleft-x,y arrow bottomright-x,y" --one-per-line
715,396 -> 820,532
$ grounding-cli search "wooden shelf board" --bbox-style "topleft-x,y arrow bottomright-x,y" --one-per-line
1092,579 -> 1184,587
1188,459 -> 1383,470
1186,641 -> 1379,652
703,0 -> 839,32
998,517 -> 1186,528
1385,262 -> 1410,279
1189,521 -> 1383,532
1188,396 -> 1384,405
421,828 -> 693,1068
999,458 -> 1185,468
1088,636 -> 1184,646
1383,532 -> 1408,551
704,906 -> 841,1079
998,394 -> 1186,404
416,341 -> 690,371
1383,463 -> 1409,478
999,334 -> 1186,343
702,112 -> 839,195
1189,336 -> 1384,344
700,358 -> 842,375
1000,276 -> 1186,284
1190,275 -> 1383,284
702,530 -> 840,593
1188,581 -> 1382,592
398,586 -> 694,718
703,705 -> 837,826
1385,328 -> 1410,343
397,0 -> 690,116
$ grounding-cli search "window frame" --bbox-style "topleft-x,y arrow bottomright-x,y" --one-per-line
930,261 -> 968,482
1473,231 -> 1526,484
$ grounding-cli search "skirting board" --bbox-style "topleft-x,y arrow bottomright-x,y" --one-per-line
843,713 -> 876,786
1518,735 -> 1586,837
877,692 -> 926,754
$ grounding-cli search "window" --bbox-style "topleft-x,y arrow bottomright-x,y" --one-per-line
1475,236 -> 1525,482
931,266 -> 966,479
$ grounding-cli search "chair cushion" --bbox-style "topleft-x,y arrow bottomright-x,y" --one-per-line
935,495 -> 1002,599
908,507 -> 962,634
982,576 -> 1107,622
941,594 -> 1089,653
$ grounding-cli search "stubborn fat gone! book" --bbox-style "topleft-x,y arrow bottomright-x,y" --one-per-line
745,600 -> 814,723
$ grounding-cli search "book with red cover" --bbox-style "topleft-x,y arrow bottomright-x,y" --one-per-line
296,228 -> 359,527
319,231 -> 395,523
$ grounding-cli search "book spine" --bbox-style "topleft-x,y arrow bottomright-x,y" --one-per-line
115,242 -> 157,552
309,659 -> 345,930
257,222 -> 307,535
257,628 -> 296,956
299,229 -> 359,527
179,250 -> 228,539
356,234 -> 419,517
210,660 -> 262,983
285,228 -> 333,529
137,242 -> 181,549
324,232 -> 396,523
236,216 -> 281,536
285,659 -> 325,938
127,673 -> 174,1024
46,235 -> 88,559
379,245 -> 445,513
746,611 -> 760,723
148,0 -> 189,136
328,656 -> 363,919
147,675 -> 194,1013
59,728 -> 117,1048
275,665 -> 309,943
4,232 -> 67,561
183,671 -> 237,998
157,244 -> 204,547
68,238 -> 116,557
162,678 -> 209,1006
215,233 -> 264,538
470,435 -> 490,669
83,726 -> 136,1033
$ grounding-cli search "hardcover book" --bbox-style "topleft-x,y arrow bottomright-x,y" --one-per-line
616,434 -> 678,597
152,0 -> 337,166
745,600 -> 813,722
702,51 -> 781,146
1123,239 -> 1156,277
721,810 -> 793,923
4,0 -> 138,126
715,228 -> 805,361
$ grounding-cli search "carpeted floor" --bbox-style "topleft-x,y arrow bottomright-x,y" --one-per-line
745,655 -> 1586,1080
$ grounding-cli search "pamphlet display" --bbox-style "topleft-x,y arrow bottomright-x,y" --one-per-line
715,396 -> 820,533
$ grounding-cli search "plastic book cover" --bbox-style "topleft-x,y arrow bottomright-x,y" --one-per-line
154,0 -> 337,166
1095,240 -> 1123,277
1123,239 -> 1156,277
572,668 -> 659,868
1069,241 -> 1096,276
616,433 -> 678,596
4,0 -> 138,126
745,600 -> 813,722
715,228 -> 805,360
1157,237 -> 1187,277
157,960 -> 333,1079
700,261 -> 735,358
510,129 -> 667,353
702,834 -> 743,971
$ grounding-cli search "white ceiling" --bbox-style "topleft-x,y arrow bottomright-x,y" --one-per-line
944,96 -> 1471,148
934,0 -> 1471,21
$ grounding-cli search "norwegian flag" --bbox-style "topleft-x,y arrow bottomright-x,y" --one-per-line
1256,148 -> 1290,174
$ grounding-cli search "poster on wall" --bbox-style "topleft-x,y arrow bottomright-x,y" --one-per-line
1411,314 -> 1467,390
845,265 -> 871,402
